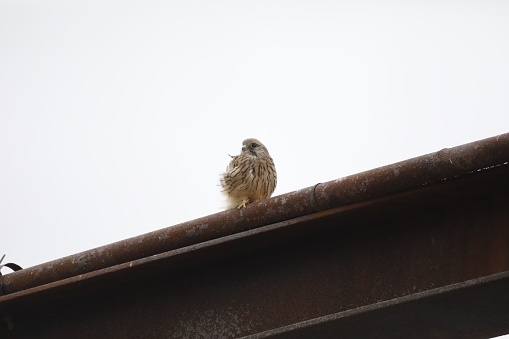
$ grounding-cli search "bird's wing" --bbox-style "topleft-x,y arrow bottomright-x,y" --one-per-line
222,155 -> 250,193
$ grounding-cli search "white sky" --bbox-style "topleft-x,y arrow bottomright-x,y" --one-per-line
1,0 -> 508,281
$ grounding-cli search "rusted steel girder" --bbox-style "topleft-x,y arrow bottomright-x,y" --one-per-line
0,132 -> 508,338
1,133 -> 508,296
248,272 -> 509,339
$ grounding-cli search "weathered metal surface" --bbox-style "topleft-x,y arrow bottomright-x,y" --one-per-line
0,133 -> 508,338
246,271 -> 509,339
1,133 -> 508,296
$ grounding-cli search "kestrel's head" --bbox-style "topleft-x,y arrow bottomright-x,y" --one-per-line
241,138 -> 270,157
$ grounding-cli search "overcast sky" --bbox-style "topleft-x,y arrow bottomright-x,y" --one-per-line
1,0 -> 508,286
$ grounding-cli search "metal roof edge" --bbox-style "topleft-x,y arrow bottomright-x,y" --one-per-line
1,132 -> 508,296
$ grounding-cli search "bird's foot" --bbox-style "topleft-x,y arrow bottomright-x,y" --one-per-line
237,198 -> 250,209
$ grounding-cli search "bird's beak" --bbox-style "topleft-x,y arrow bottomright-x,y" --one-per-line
242,145 -> 248,152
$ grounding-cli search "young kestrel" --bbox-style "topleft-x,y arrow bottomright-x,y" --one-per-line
220,138 -> 277,209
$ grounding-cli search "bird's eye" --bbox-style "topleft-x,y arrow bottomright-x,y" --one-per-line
251,143 -> 258,148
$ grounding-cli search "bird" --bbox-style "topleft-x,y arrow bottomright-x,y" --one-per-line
220,138 -> 277,209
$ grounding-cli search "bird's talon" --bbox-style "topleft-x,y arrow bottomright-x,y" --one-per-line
237,199 -> 250,209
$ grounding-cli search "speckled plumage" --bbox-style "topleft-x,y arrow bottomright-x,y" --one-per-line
220,138 -> 277,209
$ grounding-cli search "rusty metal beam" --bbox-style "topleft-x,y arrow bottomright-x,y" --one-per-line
1,133 -> 508,296
247,271 -> 509,339
1,132 -> 509,338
